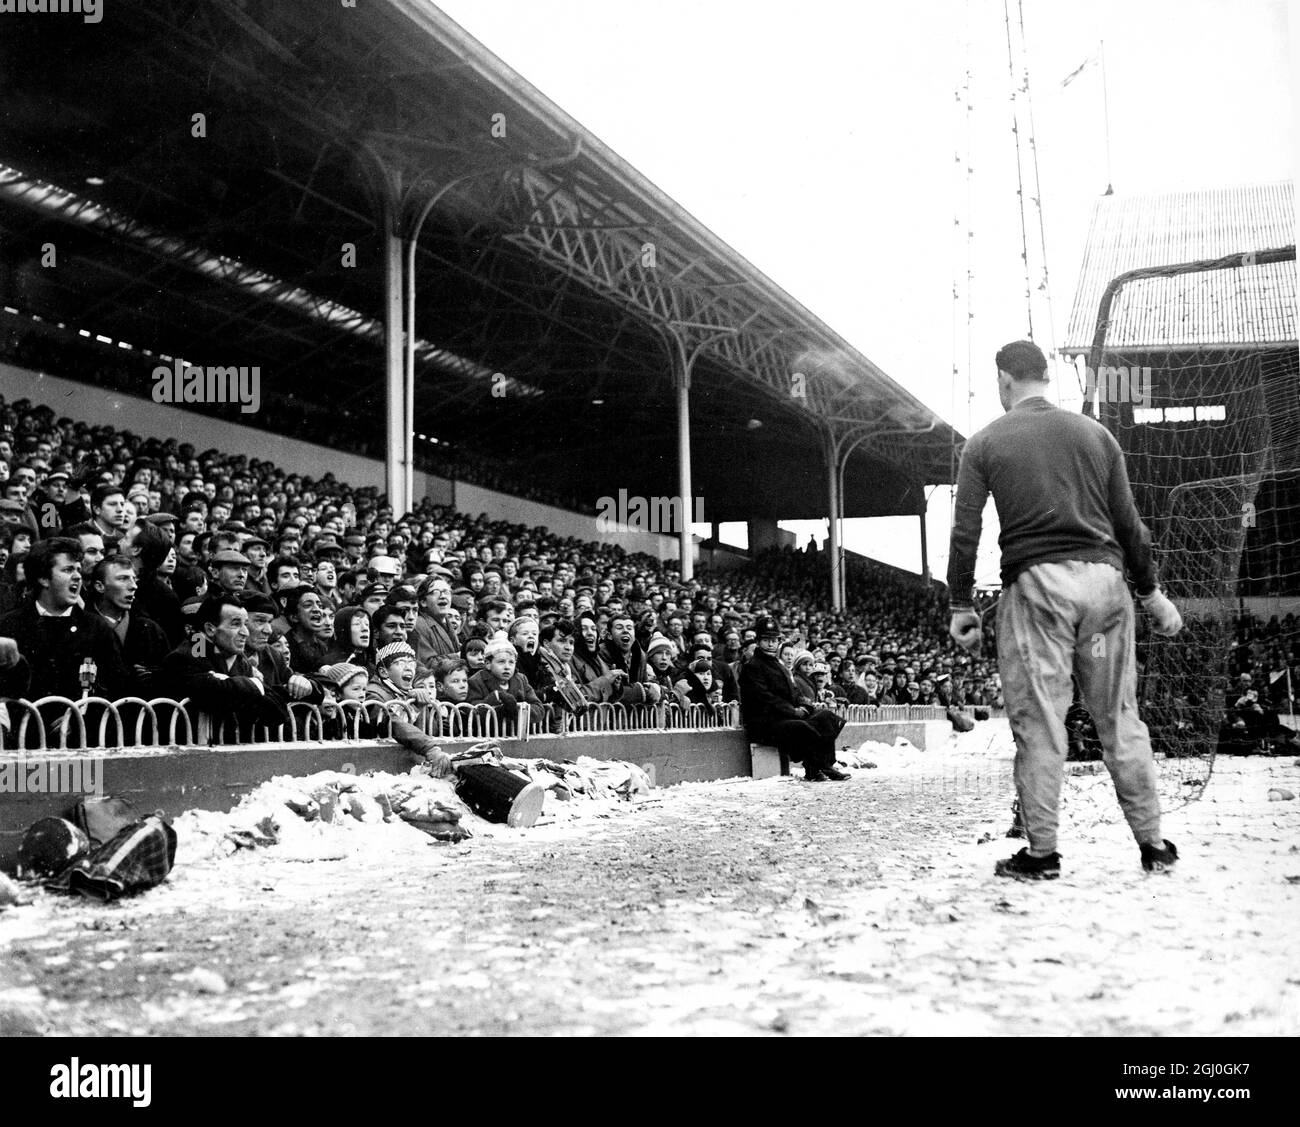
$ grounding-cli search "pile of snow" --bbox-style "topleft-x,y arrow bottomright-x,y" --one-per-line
836,720 -> 1016,772
172,755 -> 652,866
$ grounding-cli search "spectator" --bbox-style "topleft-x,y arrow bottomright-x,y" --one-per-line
323,605 -> 372,671
509,616 -> 541,684
370,603 -> 409,653
267,554 -> 302,603
88,555 -> 169,692
599,612 -> 659,705
313,556 -> 341,611
208,549 -> 251,600
282,585 -> 330,676
644,634 -> 681,700
532,619 -> 597,718
0,537 -> 133,702
89,483 -> 129,548
674,658 -> 723,709
241,592 -> 322,707
366,641 -> 435,709
738,616 -> 848,782
243,537 -> 272,597
64,523 -> 106,582
433,655 -> 471,707
154,592 -> 287,738
467,633 -> 542,725
461,635 -> 488,674
861,671 -> 881,705
685,630 -> 739,703
835,659 -> 872,704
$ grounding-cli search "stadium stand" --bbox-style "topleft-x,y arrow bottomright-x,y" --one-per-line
0,394 -> 997,759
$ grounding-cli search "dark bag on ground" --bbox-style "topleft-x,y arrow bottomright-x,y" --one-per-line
72,795 -> 140,847
47,815 -> 177,901
16,817 -> 91,880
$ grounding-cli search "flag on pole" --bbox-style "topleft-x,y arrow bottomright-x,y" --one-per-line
1061,51 -> 1099,88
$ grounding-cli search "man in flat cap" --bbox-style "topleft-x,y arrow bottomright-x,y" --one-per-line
208,548 -> 251,600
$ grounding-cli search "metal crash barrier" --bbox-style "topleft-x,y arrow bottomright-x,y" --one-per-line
1,696 -> 998,751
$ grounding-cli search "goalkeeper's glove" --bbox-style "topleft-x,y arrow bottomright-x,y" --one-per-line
949,607 -> 982,653
1139,588 -> 1183,637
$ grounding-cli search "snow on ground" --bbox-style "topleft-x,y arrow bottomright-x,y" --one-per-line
0,723 -> 1296,1037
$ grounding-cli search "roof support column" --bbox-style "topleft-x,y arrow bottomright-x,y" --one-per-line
382,202 -> 410,518
671,340 -> 695,581
919,495 -> 930,583
824,430 -> 843,613
664,323 -> 740,581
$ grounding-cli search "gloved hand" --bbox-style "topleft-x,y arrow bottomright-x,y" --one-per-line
1139,588 -> 1183,637
425,749 -> 455,778
948,608 -> 982,653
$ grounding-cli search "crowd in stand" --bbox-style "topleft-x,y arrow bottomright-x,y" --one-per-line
0,396 -> 1006,744
1,392 -> 1292,754
1,330 -> 594,513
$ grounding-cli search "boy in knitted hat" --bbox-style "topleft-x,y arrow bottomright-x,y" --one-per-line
319,662 -> 371,739
365,641 -> 435,708
324,662 -> 368,703
644,634 -> 684,703
466,631 -> 542,729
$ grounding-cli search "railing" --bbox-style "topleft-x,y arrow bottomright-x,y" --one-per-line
832,702 -> 1003,724
561,700 -> 740,733
0,696 -> 997,752
0,696 -> 195,751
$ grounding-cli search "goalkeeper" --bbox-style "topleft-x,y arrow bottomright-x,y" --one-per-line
947,340 -> 1184,880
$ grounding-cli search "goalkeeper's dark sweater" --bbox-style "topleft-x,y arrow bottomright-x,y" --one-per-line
946,396 -> 1158,607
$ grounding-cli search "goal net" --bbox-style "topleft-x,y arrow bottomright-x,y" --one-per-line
1075,247 -> 1298,812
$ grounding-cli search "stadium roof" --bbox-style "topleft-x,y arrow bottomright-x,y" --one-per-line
1063,181 -> 1297,353
0,0 -> 961,523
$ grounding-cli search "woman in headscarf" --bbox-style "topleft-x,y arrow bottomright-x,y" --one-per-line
880,667 -> 911,705
323,604 -> 373,673
134,527 -> 184,647
790,650 -> 821,707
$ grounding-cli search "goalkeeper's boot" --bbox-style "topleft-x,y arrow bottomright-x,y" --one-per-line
821,764 -> 852,781
994,848 -> 1060,881
1140,839 -> 1178,873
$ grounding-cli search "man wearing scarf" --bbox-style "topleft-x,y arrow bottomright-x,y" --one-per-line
411,575 -> 461,666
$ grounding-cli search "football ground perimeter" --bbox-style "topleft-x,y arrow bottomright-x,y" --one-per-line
2,731 -> 1296,1039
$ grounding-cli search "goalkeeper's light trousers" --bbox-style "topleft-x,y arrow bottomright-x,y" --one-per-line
997,559 -> 1163,855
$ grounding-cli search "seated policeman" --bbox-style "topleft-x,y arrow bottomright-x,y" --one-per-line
738,615 -> 850,782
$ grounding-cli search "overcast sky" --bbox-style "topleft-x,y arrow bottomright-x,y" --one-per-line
436,0 -> 1295,584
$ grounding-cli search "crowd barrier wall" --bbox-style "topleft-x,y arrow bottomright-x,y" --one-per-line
0,697 -> 993,869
